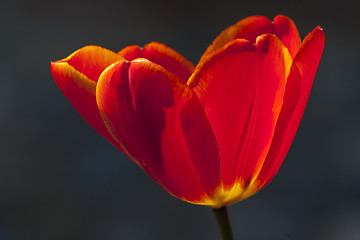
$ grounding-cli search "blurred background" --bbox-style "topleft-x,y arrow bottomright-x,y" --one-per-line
0,0 -> 359,239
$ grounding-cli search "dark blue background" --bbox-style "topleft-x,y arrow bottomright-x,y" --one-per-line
1,0 -> 359,239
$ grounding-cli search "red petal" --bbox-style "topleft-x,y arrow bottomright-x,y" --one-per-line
189,35 -> 292,203
188,35 -> 291,202
199,16 -> 275,63
274,15 -> 301,58
96,59 -> 220,204
256,26 -> 325,187
118,42 -> 195,82
58,45 -> 124,82
117,45 -> 142,61
199,15 -> 302,64
50,46 -> 132,162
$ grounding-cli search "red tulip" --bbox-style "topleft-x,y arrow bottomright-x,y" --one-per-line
51,15 -> 324,208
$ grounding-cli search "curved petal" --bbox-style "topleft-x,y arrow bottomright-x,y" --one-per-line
96,59 -> 220,204
188,35 -> 292,205
118,42 -> 195,82
50,46 -> 132,161
274,15 -> 301,58
255,26 -> 325,188
199,16 -> 275,63
58,45 -> 124,83
199,15 -> 302,63
117,45 -> 142,61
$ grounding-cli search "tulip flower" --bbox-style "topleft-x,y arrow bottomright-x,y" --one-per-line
51,15 -> 324,240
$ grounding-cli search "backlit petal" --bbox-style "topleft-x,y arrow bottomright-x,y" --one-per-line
58,45 -> 124,82
96,59 -> 220,204
117,45 -> 142,61
274,15 -> 301,58
189,35 -> 292,205
118,42 -> 195,82
199,16 -> 275,63
255,26 -> 325,187
50,46 -> 131,160
199,15 -> 302,63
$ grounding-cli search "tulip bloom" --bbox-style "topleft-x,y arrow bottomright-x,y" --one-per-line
51,15 -> 324,208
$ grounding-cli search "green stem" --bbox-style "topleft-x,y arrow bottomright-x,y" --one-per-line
212,206 -> 234,240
